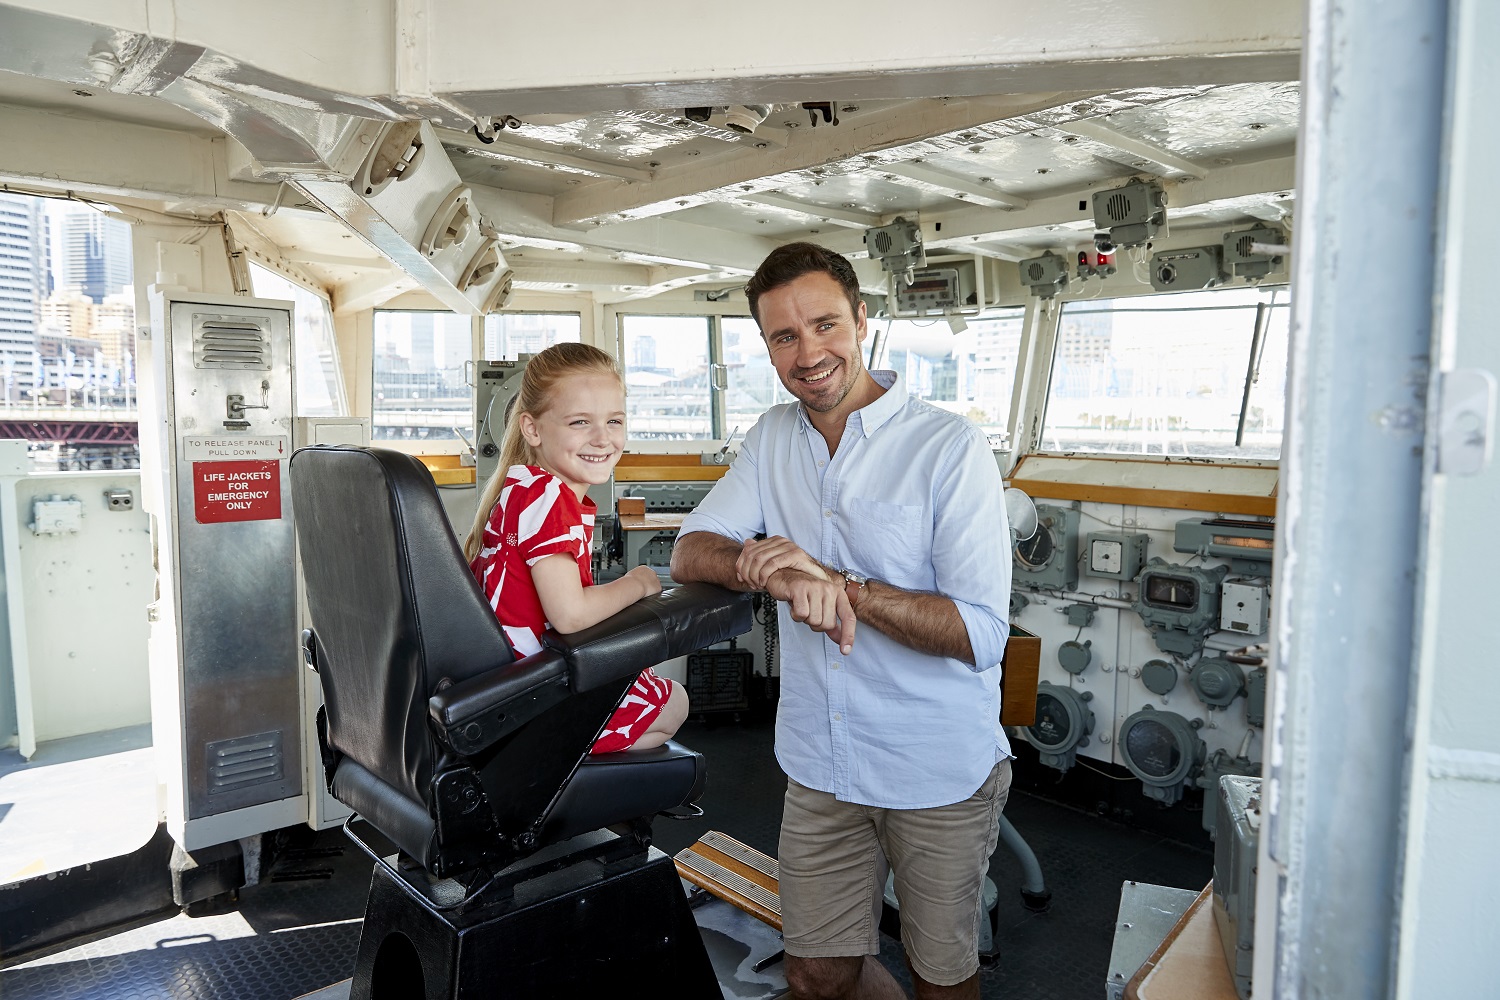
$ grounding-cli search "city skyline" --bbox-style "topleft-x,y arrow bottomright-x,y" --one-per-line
0,195 -> 136,405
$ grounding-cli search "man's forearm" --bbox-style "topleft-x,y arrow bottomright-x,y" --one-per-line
854,580 -> 974,663
670,531 -> 754,591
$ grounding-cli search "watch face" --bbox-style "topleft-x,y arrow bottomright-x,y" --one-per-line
1144,573 -> 1199,609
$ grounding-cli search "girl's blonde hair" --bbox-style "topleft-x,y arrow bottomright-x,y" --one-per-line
461,342 -> 623,563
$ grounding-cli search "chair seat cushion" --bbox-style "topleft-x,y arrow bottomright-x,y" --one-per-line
537,740 -> 706,844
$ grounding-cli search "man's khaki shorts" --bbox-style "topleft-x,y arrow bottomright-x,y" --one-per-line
778,759 -> 1012,987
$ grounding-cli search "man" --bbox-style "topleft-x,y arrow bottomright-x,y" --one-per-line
671,243 -> 1014,1000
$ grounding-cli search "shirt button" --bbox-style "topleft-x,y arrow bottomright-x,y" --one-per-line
818,460 -> 826,467
831,662 -> 841,670
824,509 -> 833,517
833,713 -> 842,721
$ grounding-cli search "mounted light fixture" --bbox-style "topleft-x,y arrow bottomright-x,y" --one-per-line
722,105 -> 772,134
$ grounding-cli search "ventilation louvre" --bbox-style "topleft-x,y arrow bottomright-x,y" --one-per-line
206,730 -> 285,794
194,316 -> 271,370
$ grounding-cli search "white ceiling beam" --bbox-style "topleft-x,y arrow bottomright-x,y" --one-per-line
1054,119 -> 1207,178
881,163 -> 1028,210
508,261 -> 654,289
468,185 -> 781,276
738,193 -> 881,229
549,93 -> 1103,226
0,102 -> 285,214
438,127 -> 653,182
425,2 -> 1300,115
823,155 -> 1298,257
603,270 -> 739,304
0,3 -> 1299,133
280,249 -> 389,269
966,243 -> 1042,263
330,269 -> 416,315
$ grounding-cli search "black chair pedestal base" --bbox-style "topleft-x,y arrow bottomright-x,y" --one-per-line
348,837 -> 718,999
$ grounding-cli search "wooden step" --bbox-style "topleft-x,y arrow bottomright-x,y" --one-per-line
674,830 -> 782,930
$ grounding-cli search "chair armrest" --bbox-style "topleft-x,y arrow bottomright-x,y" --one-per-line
429,650 -> 570,755
545,583 -> 754,692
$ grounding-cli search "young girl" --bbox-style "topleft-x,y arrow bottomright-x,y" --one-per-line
462,343 -> 689,753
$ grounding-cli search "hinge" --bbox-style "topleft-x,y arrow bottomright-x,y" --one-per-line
1436,368 -> 1496,475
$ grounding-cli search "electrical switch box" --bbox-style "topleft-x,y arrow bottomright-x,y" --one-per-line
1220,581 -> 1269,635
893,267 -> 963,315
30,496 -> 84,535
1086,532 -> 1147,580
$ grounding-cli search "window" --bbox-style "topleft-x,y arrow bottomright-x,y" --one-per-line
483,312 -> 580,360
372,310 -> 472,441
874,310 -> 1023,448
621,315 -> 713,441
722,316 -> 792,437
1041,287 -> 1290,459
248,264 -> 347,417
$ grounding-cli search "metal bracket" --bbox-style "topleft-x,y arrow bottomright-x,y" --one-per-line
1436,368 -> 1496,475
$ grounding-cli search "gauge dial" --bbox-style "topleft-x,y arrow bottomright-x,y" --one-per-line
1016,523 -> 1055,569
1144,573 -> 1199,609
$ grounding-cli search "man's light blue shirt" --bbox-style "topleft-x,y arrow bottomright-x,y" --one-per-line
678,371 -> 1013,809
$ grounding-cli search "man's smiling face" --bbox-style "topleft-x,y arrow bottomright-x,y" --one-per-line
758,271 -> 869,416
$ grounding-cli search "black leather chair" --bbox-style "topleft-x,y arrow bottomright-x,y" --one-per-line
289,445 -> 750,997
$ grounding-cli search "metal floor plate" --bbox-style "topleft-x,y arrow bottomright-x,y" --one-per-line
2,831 -> 370,1000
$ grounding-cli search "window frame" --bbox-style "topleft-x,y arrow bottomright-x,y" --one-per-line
481,310 -> 583,361
370,307 -> 478,455
608,301 -> 754,450
247,259 -> 350,419
1033,282 -> 1293,464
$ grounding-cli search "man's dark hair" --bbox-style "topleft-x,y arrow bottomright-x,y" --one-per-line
745,242 -> 862,326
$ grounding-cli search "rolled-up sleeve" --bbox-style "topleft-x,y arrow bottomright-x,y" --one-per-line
677,418 -> 767,545
932,427 -> 1012,672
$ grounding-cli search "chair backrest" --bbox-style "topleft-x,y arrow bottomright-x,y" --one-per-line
289,445 -> 514,806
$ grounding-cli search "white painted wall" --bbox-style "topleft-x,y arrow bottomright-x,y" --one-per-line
1,458 -> 152,752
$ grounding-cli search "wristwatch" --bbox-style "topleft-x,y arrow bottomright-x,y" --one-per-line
840,569 -> 868,608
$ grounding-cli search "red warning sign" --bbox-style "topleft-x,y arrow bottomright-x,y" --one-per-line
193,460 -> 282,524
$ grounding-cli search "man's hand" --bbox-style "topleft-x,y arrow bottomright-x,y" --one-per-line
766,567 -> 856,655
736,535 -> 829,590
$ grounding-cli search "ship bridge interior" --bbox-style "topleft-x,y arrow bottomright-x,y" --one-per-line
0,1 -> 1495,998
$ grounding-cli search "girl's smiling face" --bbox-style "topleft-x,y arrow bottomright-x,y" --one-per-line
519,373 -> 626,499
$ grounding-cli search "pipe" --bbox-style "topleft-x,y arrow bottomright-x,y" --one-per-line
1022,589 -> 1269,645
996,814 -> 1047,897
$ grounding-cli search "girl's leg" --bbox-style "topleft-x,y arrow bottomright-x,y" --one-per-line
629,680 -> 688,750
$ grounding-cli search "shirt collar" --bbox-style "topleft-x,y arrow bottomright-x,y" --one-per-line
796,369 -> 907,437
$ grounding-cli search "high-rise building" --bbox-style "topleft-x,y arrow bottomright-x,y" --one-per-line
55,207 -> 131,303
0,193 -> 44,399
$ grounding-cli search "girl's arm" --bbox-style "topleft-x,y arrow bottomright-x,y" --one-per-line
531,556 -> 662,634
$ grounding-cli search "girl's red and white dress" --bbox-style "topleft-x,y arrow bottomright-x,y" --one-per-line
468,464 -> 673,753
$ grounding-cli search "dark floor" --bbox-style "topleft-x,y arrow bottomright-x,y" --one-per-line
0,716 -> 1211,1000
658,717 -> 1213,1000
